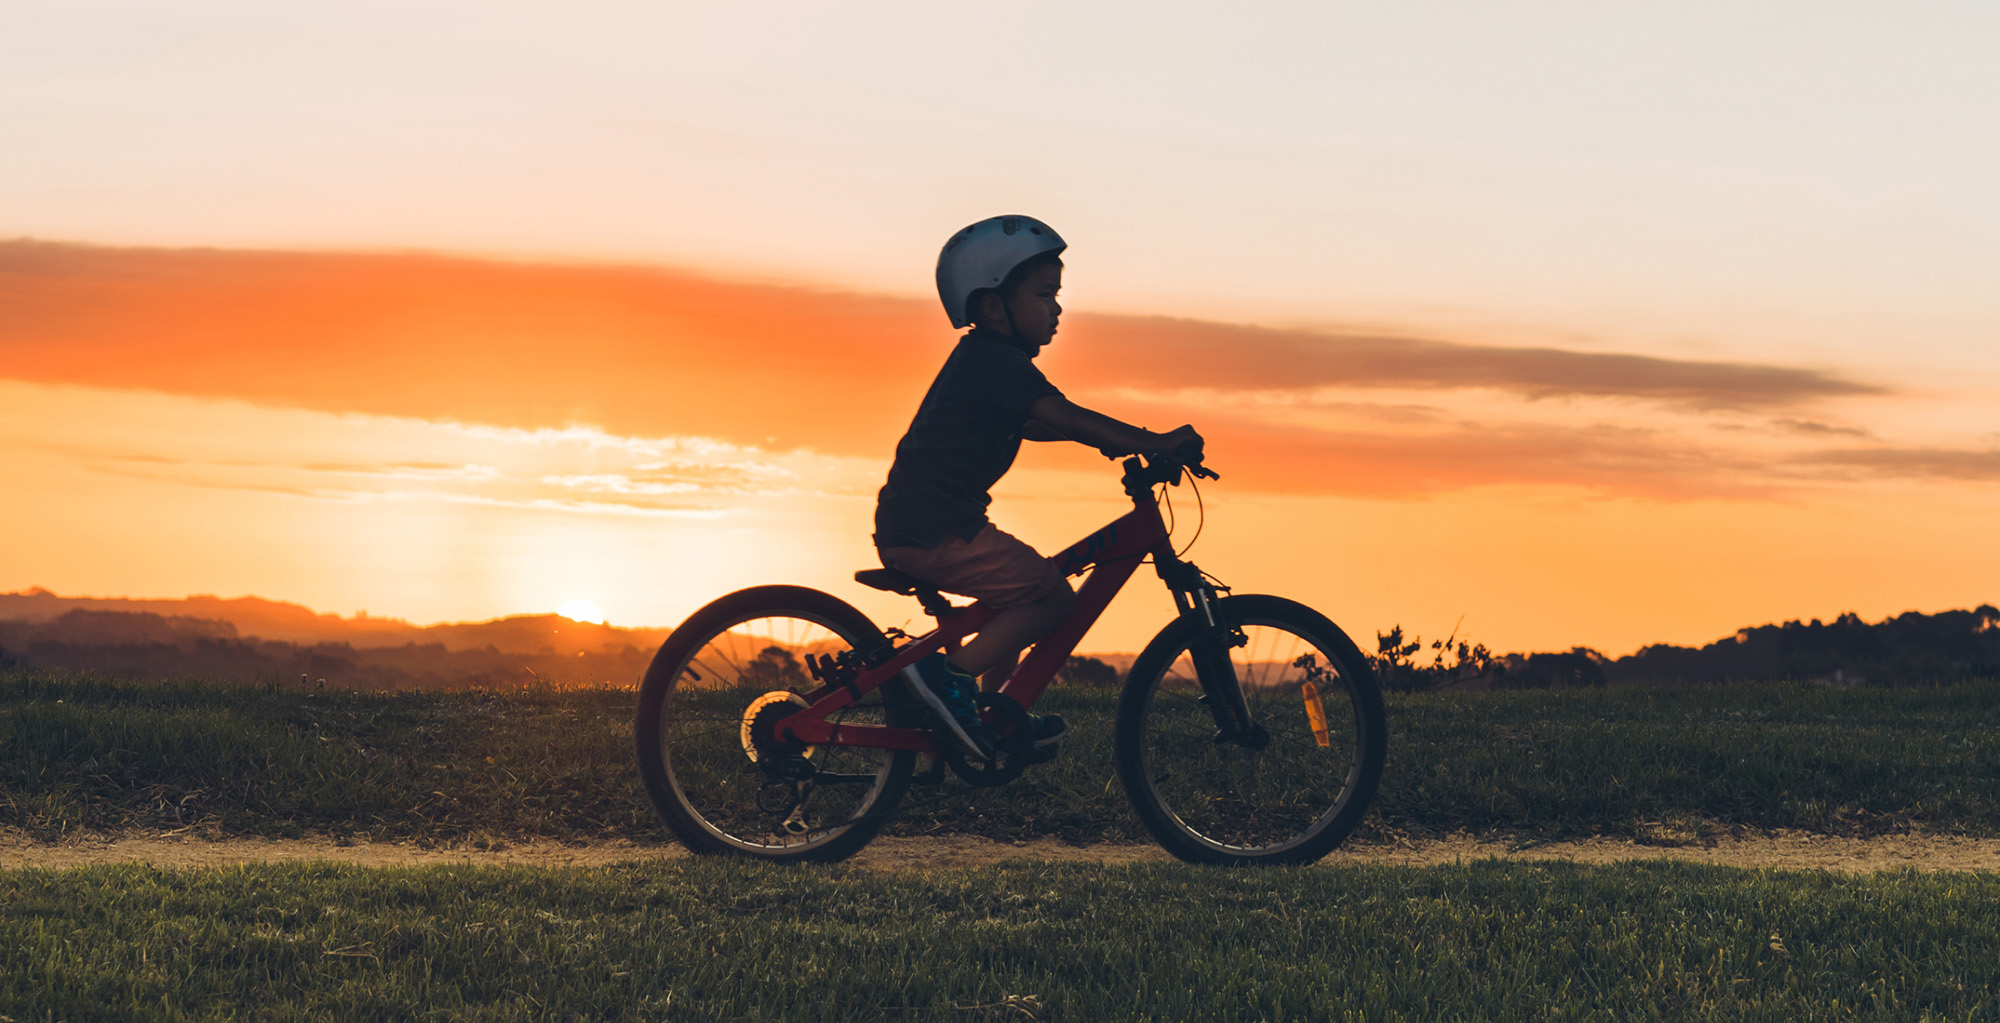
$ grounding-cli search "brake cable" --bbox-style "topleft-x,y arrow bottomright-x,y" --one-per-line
1175,467 -> 1207,557
1151,464 -> 1208,559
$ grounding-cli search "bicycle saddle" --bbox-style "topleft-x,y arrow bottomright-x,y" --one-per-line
854,569 -> 957,617
854,568 -> 927,594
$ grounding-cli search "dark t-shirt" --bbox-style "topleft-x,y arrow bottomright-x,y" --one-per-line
873,327 -> 1063,548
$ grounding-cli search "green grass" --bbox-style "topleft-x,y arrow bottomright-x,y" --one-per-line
0,671 -> 649,844
6,668 -> 2000,845
10,671 -> 2000,1020
5,857 -> 1999,1021
1388,684 -> 2000,841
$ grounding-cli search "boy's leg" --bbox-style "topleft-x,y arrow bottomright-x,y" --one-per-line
949,586 -> 1075,677
884,527 -> 1080,759
980,653 -> 1018,693
879,526 -> 1076,756
879,526 -> 1074,678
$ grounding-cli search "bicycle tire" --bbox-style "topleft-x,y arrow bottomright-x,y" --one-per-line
1115,594 -> 1387,865
634,585 -> 915,862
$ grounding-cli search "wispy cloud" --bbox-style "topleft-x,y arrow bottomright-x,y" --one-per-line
1799,447 -> 2000,482
1056,316 -> 1884,410
1108,400 -> 1771,499
6,386 -> 856,517
1767,418 -> 1872,438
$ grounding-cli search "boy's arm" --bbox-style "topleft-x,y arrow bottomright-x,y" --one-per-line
1027,395 -> 1203,459
1021,420 -> 1069,442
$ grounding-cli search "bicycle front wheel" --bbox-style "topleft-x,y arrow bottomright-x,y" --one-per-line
1115,594 -> 1386,865
634,585 -> 915,862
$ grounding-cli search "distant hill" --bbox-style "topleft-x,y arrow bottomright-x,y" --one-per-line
5,588 -> 1996,690
1414,605 -> 2000,690
0,589 -> 1141,692
0,610 -> 651,690
1355,605 -> 2000,691
0,604 -> 1129,692
0,588 -> 670,655
1606,605 -> 2000,686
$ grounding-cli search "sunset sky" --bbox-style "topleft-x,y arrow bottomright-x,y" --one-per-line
4,3 -> 1997,655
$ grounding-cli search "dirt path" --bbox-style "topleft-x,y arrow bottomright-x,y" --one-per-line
7,830 -> 2000,874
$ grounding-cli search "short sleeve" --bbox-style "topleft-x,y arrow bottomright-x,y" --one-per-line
982,347 -> 1062,423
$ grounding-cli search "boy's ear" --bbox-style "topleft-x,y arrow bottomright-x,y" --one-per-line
971,290 -> 1011,330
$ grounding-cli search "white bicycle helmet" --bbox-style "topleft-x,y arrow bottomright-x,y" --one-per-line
935,215 -> 1067,329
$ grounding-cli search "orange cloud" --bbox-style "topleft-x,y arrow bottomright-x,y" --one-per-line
1057,315 -> 1885,410
1098,396 -> 1766,499
1,239 -> 940,459
1,240 -> 1914,500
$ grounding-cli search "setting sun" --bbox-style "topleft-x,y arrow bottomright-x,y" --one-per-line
558,599 -> 606,625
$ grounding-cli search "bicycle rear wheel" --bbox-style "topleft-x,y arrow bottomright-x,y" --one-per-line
634,585 -> 915,862
1115,594 -> 1386,865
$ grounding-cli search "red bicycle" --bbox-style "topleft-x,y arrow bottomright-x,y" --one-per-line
633,453 -> 1387,865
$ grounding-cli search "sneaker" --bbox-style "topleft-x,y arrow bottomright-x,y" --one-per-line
1018,714 -> 1067,765
901,653 -> 993,761
1030,714 -> 1068,748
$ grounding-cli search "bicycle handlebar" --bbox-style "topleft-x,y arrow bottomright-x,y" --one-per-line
1116,449 -> 1219,497
1099,442 -> 1217,478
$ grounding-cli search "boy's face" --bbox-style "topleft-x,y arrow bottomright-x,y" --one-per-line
999,262 -> 1063,347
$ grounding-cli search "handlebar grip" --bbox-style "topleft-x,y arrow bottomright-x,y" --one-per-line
1169,437 -> 1216,480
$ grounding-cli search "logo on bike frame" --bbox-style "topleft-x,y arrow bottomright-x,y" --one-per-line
1058,524 -> 1119,575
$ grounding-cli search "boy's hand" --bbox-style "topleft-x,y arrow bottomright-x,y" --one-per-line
1161,425 -> 1205,465
1087,424 -> 1202,462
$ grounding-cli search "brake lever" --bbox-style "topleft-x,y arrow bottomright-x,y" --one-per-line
1188,464 -> 1221,481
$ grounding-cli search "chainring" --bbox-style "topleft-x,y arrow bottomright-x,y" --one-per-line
944,691 -> 1035,788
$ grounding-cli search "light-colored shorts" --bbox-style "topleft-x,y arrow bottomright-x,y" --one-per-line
878,525 -> 1068,610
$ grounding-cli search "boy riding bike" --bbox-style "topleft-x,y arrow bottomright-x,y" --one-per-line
631,217 -> 1385,866
874,215 -> 1204,762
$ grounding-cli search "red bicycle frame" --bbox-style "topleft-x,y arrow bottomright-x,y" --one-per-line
776,484 -> 1175,753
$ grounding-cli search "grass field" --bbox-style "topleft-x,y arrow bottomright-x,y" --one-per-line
6,857 -> 1998,1021
6,669 -> 1999,846
8,669 -> 2000,1021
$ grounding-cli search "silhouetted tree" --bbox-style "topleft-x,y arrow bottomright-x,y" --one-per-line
1059,655 -> 1120,688
738,645 -> 810,689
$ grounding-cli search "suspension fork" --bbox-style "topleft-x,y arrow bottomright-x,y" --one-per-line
1154,551 -> 1268,749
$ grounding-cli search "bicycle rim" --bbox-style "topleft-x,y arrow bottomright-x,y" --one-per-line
1121,597 -> 1384,863
642,596 -> 910,859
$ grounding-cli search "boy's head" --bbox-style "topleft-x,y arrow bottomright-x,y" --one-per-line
935,215 -> 1067,331
967,252 -> 1063,347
